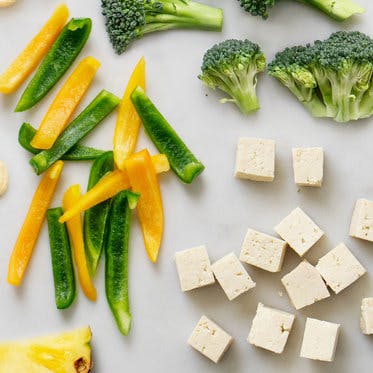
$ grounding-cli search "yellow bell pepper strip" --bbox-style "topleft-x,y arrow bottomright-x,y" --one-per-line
7,161 -> 64,286
0,4 -> 69,94
59,154 -> 169,224
63,185 -> 97,301
124,149 -> 164,263
113,57 -> 145,169
31,57 -> 100,150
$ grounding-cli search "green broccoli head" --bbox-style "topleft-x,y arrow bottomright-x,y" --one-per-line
199,39 -> 266,114
237,0 -> 276,19
236,0 -> 364,22
268,31 -> 373,123
101,0 -> 223,55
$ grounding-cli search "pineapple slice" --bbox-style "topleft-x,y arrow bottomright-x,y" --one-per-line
0,326 -> 92,373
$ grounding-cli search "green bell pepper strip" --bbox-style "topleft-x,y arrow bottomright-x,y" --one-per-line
131,86 -> 205,184
29,90 -> 120,175
46,207 -> 76,310
84,151 -> 115,277
105,190 -> 139,336
18,123 -> 106,161
15,18 -> 92,112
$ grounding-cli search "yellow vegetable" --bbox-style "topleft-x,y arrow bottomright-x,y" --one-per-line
8,161 -> 64,286
0,4 -> 69,94
63,185 -> 97,301
59,154 -> 169,223
124,149 -> 164,263
31,57 -> 100,150
114,57 -> 145,169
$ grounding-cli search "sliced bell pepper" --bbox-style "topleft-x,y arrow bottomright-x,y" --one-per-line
114,57 -> 145,170
8,160 -> 64,286
59,154 -> 169,223
105,191 -> 139,336
84,151 -> 115,277
124,149 -> 164,263
47,207 -> 76,309
63,185 -> 97,301
15,18 -> 92,112
131,86 -> 205,183
31,57 -> 100,150
0,4 -> 69,94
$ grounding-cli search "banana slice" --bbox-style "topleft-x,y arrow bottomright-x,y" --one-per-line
0,161 -> 8,196
0,0 -> 16,7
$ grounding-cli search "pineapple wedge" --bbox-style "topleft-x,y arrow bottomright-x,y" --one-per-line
0,326 -> 92,373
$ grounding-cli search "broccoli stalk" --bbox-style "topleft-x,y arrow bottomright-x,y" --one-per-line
268,31 -> 373,123
199,39 -> 266,115
102,0 -> 223,54
238,0 -> 364,21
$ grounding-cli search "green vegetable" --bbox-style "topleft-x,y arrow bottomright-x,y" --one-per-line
268,31 -> 373,123
199,39 -> 266,114
237,0 -> 364,21
15,18 -> 92,112
101,0 -> 223,55
29,90 -> 120,175
131,86 -> 204,183
46,207 -> 76,310
18,123 -> 106,161
105,190 -> 139,336
84,151 -> 115,277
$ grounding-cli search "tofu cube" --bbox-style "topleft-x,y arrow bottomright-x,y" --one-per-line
239,229 -> 287,272
235,137 -> 275,182
211,253 -> 256,301
316,243 -> 366,294
281,261 -> 330,310
361,297 -> 373,335
174,246 -> 215,292
300,318 -> 340,362
188,316 -> 233,363
248,303 -> 295,354
274,207 -> 324,256
349,199 -> 373,242
292,147 -> 324,187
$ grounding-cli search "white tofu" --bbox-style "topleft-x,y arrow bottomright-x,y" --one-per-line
349,198 -> 373,242
211,253 -> 256,301
292,147 -> 324,187
174,246 -> 215,292
360,297 -> 373,335
281,261 -> 330,310
188,316 -> 233,363
300,317 -> 340,362
239,229 -> 287,272
316,243 -> 366,294
248,303 -> 295,354
274,207 -> 324,256
235,137 -> 275,182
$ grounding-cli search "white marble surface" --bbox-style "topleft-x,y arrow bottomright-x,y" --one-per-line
0,0 -> 372,372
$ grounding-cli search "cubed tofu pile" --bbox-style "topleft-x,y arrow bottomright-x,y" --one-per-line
173,141 -> 373,364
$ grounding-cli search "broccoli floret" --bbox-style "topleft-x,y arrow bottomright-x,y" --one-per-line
268,31 -> 373,123
199,39 -> 266,115
102,0 -> 223,54
237,0 -> 364,21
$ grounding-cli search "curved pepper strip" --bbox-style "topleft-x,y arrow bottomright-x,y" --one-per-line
59,154 -> 169,223
8,161 -> 64,286
124,149 -> 164,263
114,57 -> 145,169
31,57 -> 101,150
63,185 -> 97,301
0,4 -> 69,94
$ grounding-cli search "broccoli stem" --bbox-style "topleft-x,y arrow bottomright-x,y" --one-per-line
221,88 -> 259,114
301,0 -> 364,21
142,0 -> 223,34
